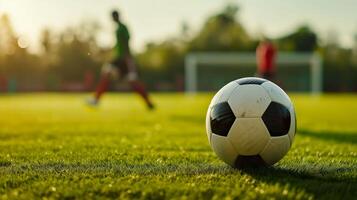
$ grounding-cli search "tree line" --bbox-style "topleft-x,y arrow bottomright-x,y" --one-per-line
0,4 -> 356,92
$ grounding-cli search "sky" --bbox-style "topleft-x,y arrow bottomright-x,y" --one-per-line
0,0 -> 356,52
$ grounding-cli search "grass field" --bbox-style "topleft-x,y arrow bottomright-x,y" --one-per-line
0,93 -> 356,199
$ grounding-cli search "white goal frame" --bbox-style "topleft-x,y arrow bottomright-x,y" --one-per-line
185,52 -> 323,95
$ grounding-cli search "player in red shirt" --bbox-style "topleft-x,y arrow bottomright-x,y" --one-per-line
87,10 -> 154,110
256,40 -> 277,81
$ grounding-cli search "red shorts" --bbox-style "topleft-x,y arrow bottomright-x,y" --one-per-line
102,57 -> 138,81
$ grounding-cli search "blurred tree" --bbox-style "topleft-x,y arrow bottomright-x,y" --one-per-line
0,14 -> 42,88
41,29 -> 53,54
277,25 -> 318,52
136,40 -> 184,89
352,33 -> 357,65
0,14 -> 17,76
0,16 -> 103,91
189,4 -> 254,52
51,23 -> 102,82
0,14 -> 17,55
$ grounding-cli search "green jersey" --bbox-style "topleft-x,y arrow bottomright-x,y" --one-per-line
114,22 -> 130,58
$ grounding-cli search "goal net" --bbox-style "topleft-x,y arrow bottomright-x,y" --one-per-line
184,52 -> 322,94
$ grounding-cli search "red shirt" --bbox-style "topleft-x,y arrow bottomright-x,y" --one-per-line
256,42 -> 277,74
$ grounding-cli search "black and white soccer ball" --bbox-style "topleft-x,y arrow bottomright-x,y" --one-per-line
206,77 -> 296,168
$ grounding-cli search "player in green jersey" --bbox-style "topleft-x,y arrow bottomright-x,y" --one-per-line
88,10 -> 154,110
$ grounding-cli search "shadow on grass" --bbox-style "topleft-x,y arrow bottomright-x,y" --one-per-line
239,166 -> 357,199
298,129 -> 357,145
239,165 -> 356,182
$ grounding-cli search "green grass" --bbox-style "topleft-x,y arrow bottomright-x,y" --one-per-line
0,93 -> 356,199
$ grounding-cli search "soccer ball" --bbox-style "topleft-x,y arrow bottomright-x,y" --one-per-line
206,77 -> 296,168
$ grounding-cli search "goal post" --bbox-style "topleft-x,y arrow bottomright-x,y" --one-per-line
184,52 -> 323,95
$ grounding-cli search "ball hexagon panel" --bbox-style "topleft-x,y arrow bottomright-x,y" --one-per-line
261,81 -> 292,108
262,102 -> 291,137
211,134 -> 238,166
259,135 -> 291,165
236,77 -> 267,85
209,81 -> 239,108
228,85 -> 271,118
234,155 -> 267,168
210,102 -> 236,137
288,106 -> 297,144
227,118 -> 270,156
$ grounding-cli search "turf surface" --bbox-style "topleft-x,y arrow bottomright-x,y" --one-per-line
0,93 -> 356,199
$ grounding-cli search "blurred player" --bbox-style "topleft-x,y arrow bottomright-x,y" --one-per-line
256,39 -> 277,81
88,10 -> 155,109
